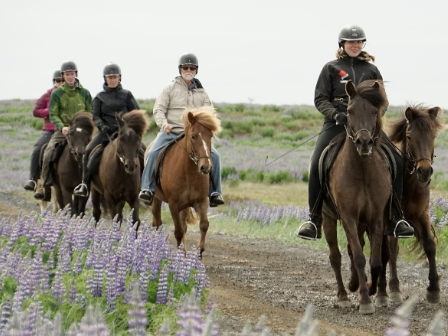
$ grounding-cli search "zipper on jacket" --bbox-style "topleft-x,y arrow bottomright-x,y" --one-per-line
350,58 -> 356,84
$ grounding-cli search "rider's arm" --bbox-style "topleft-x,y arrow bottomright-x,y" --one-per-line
33,91 -> 50,118
126,91 -> 140,111
314,64 -> 338,120
49,90 -> 64,131
153,85 -> 170,130
92,96 -> 104,128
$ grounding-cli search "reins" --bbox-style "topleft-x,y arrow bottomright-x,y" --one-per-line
170,133 -> 211,166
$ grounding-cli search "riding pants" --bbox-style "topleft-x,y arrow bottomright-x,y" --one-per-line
308,121 -> 404,218
141,130 -> 222,196
30,130 -> 54,181
41,130 -> 66,187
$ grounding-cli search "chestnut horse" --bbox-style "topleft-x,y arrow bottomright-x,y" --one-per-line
147,106 -> 221,255
52,111 -> 94,217
322,80 -> 391,314
378,105 -> 446,304
91,110 -> 147,226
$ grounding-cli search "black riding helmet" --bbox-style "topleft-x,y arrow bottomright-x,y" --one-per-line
338,25 -> 366,48
61,61 -> 78,74
103,63 -> 122,83
178,53 -> 198,74
53,70 -> 62,82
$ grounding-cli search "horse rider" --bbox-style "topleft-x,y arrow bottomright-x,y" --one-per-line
24,70 -> 64,199
139,53 -> 225,207
297,25 -> 414,240
39,61 -> 93,200
73,62 -> 141,198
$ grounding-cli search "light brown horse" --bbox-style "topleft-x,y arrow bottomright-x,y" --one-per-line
322,80 -> 391,314
91,110 -> 147,226
147,106 -> 221,256
378,105 -> 446,304
52,111 -> 94,217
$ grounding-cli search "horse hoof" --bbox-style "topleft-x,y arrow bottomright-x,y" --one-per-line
375,295 -> 389,307
389,292 -> 403,304
359,303 -> 375,315
427,291 -> 440,304
337,299 -> 352,308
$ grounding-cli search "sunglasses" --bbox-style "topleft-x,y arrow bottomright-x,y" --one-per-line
181,66 -> 197,71
55,79 -> 63,83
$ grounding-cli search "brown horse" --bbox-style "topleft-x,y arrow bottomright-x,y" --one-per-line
52,111 -> 94,217
378,105 -> 446,304
147,106 -> 221,256
322,80 -> 391,314
91,110 -> 147,226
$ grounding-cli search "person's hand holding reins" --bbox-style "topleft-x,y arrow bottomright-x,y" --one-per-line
163,124 -> 172,135
62,126 -> 69,135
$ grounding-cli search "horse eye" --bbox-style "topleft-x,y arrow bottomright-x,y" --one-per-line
191,136 -> 196,140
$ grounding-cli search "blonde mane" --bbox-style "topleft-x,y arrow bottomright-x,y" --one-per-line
181,106 -> 222,137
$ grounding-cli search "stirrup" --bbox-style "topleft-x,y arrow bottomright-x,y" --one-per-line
297,220 -> 319,240
393,219 -> 414,238
74,183 -> 89,197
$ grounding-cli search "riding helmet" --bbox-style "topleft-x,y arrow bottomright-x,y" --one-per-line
53,70 -> 62,81
61,61 -> 78,73
338,25 -> 366,47
178,53 -> 199,74
103,63 -> 122,77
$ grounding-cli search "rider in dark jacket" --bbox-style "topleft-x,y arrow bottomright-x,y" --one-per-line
73,63 -> 140,197
297,25 -> 414,240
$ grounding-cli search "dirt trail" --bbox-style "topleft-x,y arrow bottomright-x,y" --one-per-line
1,191 -> 447,335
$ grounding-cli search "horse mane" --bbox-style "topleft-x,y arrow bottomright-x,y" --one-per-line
121,110 -> 148,136
388,104 -> 446,143
72,111 -> 94,134
355,80 -> 389,111
181,106 -> 222,137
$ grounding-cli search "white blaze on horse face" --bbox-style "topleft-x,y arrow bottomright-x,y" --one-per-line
76,127 -> 83,133
199,133 -> 212,166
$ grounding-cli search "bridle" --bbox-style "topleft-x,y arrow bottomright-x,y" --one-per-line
66,131 -> 85,166
404,135 -> 435,175
345,120 -> 381,149
171,133 -> 211,165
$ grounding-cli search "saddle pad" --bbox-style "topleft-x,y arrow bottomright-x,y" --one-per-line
154,133 -> 185,186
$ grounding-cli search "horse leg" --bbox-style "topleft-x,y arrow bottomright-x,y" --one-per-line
367,221 -> 383,299
322,213 -> 351,307
342,219 -> 374,314
376,235 -> 390,307
53,185 -> 65,212
169,204 -> 186,251
114,199 -> 126,224
388,237 -> 402,303
91,189 -> 101,223
151,197 -> 162,229
130,197 -> 140,231
419,216 -> 440,303
193,201 -> 209,257
347,243 -> 359,292
77,195 -> 88,218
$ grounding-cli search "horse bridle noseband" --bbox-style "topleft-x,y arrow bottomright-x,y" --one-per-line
405,137 -> 435,175
345,121 -> 380,147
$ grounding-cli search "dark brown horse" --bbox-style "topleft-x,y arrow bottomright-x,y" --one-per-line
147,106 -> 221,255
322,80 -> 391,314
378,105 -> 446,304
91,110 -> 147,226
52,111 -> 94,216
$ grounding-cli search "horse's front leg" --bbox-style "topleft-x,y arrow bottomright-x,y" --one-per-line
151,197 -> 162,229
342,217 -> 374,314
388,236 -> 402,303
322,213 -> 350,308
114,199 -> 126,224
367,219 -> 383,298
193,200 -> 210,257
129,196 -> 141,232
61,187 -> 74,216
91,189 -> 102,223
376,235 -> 390,307
169,204 -> 186,251
418,215 -> 440,303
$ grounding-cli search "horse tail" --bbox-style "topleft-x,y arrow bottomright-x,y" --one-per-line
186,207 -> 199,225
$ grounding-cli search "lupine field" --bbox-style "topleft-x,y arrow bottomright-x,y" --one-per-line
0,99 -> 447,335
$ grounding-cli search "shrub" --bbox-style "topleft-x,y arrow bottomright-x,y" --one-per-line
266,170 -> 293,184
235,104 -> 245,112
260,127 -> 275,138
221,167 -> 238,180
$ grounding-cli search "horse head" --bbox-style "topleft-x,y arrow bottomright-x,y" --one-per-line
345,80 -> 386,157
186,112 -> 213,174
404,106 -> 444,183
115,111 -> 147,174
65,112 -> 94,163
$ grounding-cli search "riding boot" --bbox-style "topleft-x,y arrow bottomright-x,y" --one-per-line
384,195 -> 414,238
297,214 -> 322,240
74,155 -> 90,198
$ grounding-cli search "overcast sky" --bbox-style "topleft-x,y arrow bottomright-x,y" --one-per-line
2,0 -> 448,109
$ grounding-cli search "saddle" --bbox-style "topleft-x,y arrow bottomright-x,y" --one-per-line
318,135 -> 397,191
153,133 -> 185,186
38,140 -> 67,170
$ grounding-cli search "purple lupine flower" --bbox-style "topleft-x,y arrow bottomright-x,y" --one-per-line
78,304 -> 110,336
51,268 -> 66,302
128,284 -> 148,336
167,284 -> 175,307
156,266 -> 169,305
194,262 -> 207,299
22,300 -> 43,335
12,282 -> 26,312
68,279 -> 77,304
385,296 -> 418,336
138,270 -> 150,302
86,272 -> 95,297
176,291 -> 204,336
106,254 -> 118,310
157,319 -> 171,336
0,296 -> 12,334
4,310 -> 23,334
201,307 -> 219,336
114,254 -> 128,297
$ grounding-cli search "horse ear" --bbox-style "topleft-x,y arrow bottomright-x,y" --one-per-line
345,80 -> 356,99
404,107 -> 414,122
373,81 -> 380,89
187,112 -> 196,125
115,112 -> 124,128
65,114 -> 72,126
428,106 -> 441,119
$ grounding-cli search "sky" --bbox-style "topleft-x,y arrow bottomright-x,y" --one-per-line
2,0 -> 448,109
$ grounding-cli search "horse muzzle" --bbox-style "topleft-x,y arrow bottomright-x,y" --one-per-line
199,162 -> 212,175
124,158 -> 138,174
416,163 -> 433,183
355,131 -> 374,156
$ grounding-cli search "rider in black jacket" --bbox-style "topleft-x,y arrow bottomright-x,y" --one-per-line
74,63 -> 140,197
297,25 -> 414,240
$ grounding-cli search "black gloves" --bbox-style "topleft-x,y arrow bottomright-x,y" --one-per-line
333,112 -> 347,126
99,124 -> 111,134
